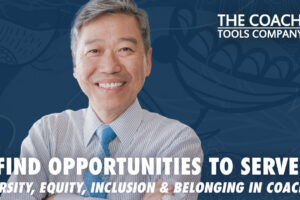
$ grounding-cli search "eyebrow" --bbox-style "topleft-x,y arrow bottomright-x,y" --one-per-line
84,37 -> 138,46
119,37 -> 137,45
84,39 -> 104,45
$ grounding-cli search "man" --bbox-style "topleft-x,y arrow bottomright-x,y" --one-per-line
1,0 -> 203,199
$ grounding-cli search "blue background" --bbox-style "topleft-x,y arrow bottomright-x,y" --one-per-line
1,0 -> 300,199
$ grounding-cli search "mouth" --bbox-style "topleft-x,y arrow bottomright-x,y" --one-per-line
95,80 -> 126,92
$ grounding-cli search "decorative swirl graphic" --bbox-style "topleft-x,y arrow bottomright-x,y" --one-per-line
166,6 -> 300,113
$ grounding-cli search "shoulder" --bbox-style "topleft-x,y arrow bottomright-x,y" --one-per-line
141,109 -> 201,147
24,108 -> 87,154
140,109 -> 202,158
41,108 -> 87,122
39,108 -> 87,128
29,108 -> 87,138
142,109 -> 197,135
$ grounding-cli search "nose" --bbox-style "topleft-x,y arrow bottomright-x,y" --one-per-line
98,50 -> 121,74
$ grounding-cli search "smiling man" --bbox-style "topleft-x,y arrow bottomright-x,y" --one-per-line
73,12 -> 151,124
1,0 -> 203,200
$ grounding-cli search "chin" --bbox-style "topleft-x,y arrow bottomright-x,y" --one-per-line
95,99 -> 127,110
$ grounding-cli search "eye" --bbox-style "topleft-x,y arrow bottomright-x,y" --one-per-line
118,47 -> 134,56
120,47 -> 132,52
89,49 -> 99,54
86,49 -> 101,56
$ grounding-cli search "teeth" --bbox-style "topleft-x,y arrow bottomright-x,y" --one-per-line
98,82 -> 123,89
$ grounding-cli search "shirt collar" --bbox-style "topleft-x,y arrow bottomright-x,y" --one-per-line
83,99 -> 143,147
83,106 -> 102,147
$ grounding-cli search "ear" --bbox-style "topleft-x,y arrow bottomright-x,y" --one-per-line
73,70 -> 77,79
72,54 -> 77,79
73,65 -> 77,79
146,48 -> 152,77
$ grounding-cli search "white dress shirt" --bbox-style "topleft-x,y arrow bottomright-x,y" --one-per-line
1,99 -> 203,200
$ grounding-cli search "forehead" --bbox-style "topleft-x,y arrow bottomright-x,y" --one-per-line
79,13 -> 142,43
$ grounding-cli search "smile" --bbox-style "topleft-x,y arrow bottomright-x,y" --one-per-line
98,82 -> 125,89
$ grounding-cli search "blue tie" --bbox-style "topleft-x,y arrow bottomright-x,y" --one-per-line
84,124 -> 116,198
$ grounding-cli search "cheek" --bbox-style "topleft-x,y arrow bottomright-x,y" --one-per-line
76,60 -> 94,81
125,56 -> 147,80
78,69 -> 90,80
130,67 -> 146,88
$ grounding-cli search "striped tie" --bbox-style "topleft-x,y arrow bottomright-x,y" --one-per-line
84,124 -> 116,198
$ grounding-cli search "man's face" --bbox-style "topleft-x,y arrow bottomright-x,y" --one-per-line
74,14 -> 151,117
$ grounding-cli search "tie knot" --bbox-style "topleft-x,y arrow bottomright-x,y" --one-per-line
96,124 -> 116,149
